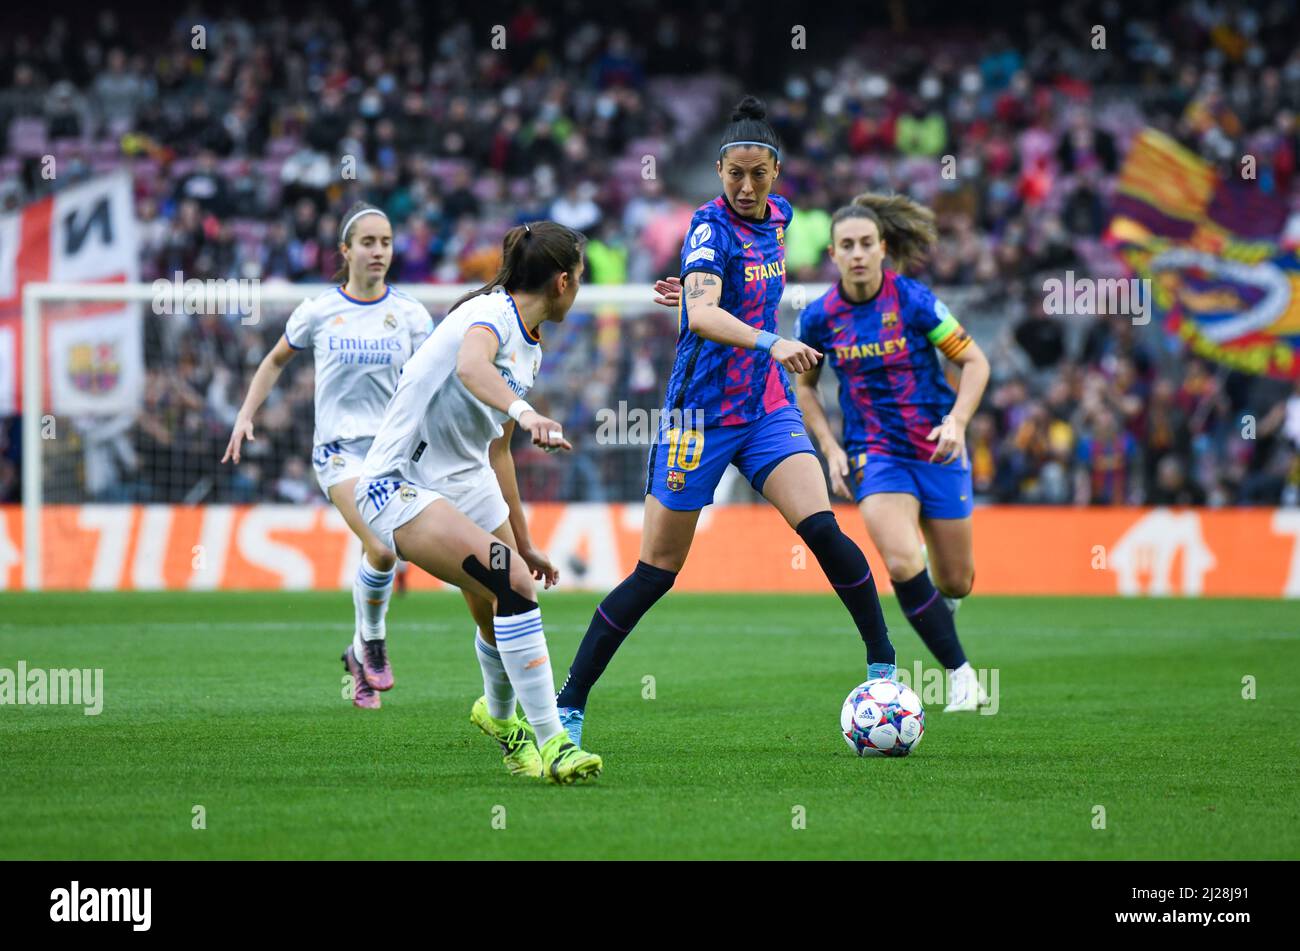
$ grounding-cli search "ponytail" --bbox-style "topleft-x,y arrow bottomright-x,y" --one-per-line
449,221 -> 586,314
830,193 -> 937,271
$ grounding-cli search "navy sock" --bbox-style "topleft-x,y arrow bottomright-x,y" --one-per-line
796,511 -> 895,666
893,569 -> 967,669
556,560 -> 677,709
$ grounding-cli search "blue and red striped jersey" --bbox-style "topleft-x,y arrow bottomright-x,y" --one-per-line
662,194 -> 794,427
795,271 -> 972,461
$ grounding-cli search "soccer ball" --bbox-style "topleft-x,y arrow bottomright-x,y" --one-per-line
840,678 -> 925,757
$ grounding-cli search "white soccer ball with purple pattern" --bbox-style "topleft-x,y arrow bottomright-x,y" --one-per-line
840,678 -> 925,757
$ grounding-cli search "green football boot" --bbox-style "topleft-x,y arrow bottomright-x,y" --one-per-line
538,730 -> 603,785
470,696 -> 543,778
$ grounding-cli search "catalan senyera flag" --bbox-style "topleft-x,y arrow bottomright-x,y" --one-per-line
1106,129 -> 1300,380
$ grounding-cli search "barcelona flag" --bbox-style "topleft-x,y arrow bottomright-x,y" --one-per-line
1105,129 -> 1300,379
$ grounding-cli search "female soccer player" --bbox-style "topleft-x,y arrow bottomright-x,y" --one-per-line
354,221 -> 603,784
793,194 -> 992,711
555,97 -> 898,744
222,202 -> 433,709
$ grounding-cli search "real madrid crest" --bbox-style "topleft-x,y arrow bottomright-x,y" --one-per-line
330,454 -> 345,469
384,312 -> 397,330
399,485 -> 418,502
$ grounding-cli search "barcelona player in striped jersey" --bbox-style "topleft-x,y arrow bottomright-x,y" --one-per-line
794,194 -> 992,711
555,97 -> 898,744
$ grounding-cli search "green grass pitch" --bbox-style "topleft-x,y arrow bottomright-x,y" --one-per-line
1,591 -> 1297,860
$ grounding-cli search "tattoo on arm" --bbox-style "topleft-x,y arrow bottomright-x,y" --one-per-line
685,273 -> 719,301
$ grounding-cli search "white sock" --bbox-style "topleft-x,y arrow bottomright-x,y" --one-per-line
475,629 -> 516,720
353,557 -> 394,649
493,608 -> 562,745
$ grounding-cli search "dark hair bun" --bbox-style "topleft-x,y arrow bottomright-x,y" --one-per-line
731,95 -> 767,122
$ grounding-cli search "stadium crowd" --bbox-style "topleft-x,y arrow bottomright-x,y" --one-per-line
1,0 -> 1299,507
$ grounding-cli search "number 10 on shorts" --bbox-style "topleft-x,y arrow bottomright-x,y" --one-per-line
665,428 -> 705,471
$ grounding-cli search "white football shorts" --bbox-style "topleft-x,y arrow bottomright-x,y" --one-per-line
355,467 -> 510,556
311,438 -> 373,497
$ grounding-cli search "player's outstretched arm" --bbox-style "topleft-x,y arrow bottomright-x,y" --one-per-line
222,335 -> 298,464
456,326 -> 571,452
489,421 -> 558,588
795,363 -> 853,500
681,271 -> 821,374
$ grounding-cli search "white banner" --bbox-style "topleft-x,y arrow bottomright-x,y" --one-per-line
48,172 -> 141,416
50,172 -> 140,284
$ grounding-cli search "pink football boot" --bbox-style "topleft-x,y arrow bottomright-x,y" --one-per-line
341,646 -> 381,709
359,638 -> 394,691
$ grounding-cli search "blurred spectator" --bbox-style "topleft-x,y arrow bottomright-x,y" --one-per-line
1074,409 -> 1138,505
1149,456 -> 1207,506
550,181 -> 602,234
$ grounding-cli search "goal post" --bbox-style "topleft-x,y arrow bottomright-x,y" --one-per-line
17,280 -> 831,590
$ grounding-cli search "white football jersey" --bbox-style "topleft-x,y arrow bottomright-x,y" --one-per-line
284,286 -> 433,446
362,288 -> 543,487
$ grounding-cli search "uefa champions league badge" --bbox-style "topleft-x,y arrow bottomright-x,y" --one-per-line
690,223 -> 711,248
666,470 -> 686,492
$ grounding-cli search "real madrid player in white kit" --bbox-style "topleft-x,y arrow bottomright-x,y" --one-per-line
222,203 -> 433,708
356,221 -> 602,784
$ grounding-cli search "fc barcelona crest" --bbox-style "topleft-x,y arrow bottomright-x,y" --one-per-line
68,342 -> 121,395
882,311 -> 899,328
776,225 -> 784,247
666,470 -> 686,492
